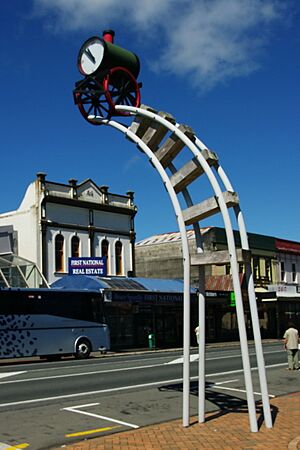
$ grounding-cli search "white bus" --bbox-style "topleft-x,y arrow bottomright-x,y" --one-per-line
0,287 -> 110,359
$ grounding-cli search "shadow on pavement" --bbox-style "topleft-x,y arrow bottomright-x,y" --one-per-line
159,380 -> 279,429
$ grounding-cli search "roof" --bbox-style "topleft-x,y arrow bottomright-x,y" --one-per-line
51,275 -> 197,293
0,253 -> 48,289
136,228 -> 211,246
205,274 -> 244,291
275,238 -> 300,254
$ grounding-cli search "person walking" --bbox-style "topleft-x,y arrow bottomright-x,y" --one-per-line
283,322 -> 299,370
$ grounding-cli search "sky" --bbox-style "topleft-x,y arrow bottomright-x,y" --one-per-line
0,0 -> 299,243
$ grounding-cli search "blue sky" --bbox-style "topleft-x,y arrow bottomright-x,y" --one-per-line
0,0 -> 299,242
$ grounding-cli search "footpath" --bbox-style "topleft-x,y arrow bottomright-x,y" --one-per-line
56,392 -> 300,450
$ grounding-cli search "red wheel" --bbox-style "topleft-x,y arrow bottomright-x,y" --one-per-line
74,77 -> 110,125
103,67 -> 141,116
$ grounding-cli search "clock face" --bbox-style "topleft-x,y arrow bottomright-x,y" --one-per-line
78,37 -> 105,76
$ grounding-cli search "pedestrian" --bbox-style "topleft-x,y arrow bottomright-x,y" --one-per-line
195,326 -> 199,345
283,322 -> 299,370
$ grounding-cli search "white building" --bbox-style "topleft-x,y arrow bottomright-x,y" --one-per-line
0,173 -> 137,284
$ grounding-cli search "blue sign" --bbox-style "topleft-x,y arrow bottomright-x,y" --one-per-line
68,257 -> 107,276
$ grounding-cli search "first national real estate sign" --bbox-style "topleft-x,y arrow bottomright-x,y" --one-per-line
68,257 -> 107,276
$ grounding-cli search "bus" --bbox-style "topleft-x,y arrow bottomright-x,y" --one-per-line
0,287 -> 110,359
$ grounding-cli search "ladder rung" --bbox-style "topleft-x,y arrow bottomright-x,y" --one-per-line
170,149 -> 218,193
191,249 -> 251,266
128,104 -> 158,139
156,125 -> 195,168
182,191 -> 239,225
140,111 -> 176,151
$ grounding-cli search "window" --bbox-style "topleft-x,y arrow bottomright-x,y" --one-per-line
55,234 -> 64,272
265,259 -> 271,281
101,239 -> 109,274
280,261 -> 285,282
252,257 -> 259,280
115,241 -> 123,276
292,263 -> 297,283
71,236 -> 80,258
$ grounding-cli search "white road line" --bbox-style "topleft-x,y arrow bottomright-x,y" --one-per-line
166,350 -> 283,364
167,354 -> 199,364
212,385 -> 276,398
0,350 -> 284,385
0,363 -> 284,408
0,363 -> 164,385
62,403 -> 139,429
0,371 -> 26,380
214,379 -> 238,385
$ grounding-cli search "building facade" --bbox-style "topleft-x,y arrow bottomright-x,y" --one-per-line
0,173 -> 137,284
135,228 -> 300,339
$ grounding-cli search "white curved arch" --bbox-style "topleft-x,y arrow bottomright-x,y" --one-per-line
90,105 -> 271,432
113,105 -> 258,431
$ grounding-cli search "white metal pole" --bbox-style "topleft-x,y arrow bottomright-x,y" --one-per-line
205,155 -> 272,429
198,276 -> 206,422
169,162 -> 206,423
235,206 -> 273,428
96,116 -> 192,427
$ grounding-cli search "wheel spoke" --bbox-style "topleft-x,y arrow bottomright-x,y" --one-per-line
95,106 -> 103,117
87,104 -> 94,115
103,68 -> 140,115
81,98 -> 93,105
127,92 -> 136,103
109,89 -> 122,99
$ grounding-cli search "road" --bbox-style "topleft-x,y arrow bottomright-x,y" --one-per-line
0,341 -> 298,450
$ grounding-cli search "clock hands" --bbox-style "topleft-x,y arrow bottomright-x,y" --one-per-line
84,48 -> 96,64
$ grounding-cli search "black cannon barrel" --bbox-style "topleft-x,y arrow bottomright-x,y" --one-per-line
78,33 -> 140,79
103,39 -> 140,78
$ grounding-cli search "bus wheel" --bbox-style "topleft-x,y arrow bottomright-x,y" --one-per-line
75,339 -> 91,359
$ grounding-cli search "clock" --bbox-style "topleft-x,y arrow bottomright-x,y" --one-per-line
77,36 -> 106,76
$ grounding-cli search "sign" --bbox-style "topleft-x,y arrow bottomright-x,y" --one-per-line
268,284 -> 300,298
68,257 -> 107,276
230,292 -> 236,307
110,291 -> 185,303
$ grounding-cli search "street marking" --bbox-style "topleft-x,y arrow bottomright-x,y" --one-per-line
62,403 -> 139,429
0,363 -> 283,408
166,350 -> 283,365
0,444 -> 29,449
65,425 -> 120,438
167,354 -> 199,364
212,385 -> 276,398
0,350 -> 284,385
0,372 -> 26,380
0,364 -> 163,385
214,379 -> 238,385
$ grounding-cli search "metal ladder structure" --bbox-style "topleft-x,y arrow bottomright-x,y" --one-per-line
91,104 -> 273,432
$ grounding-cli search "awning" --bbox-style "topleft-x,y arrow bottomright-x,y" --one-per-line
51,275 -> 197,294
